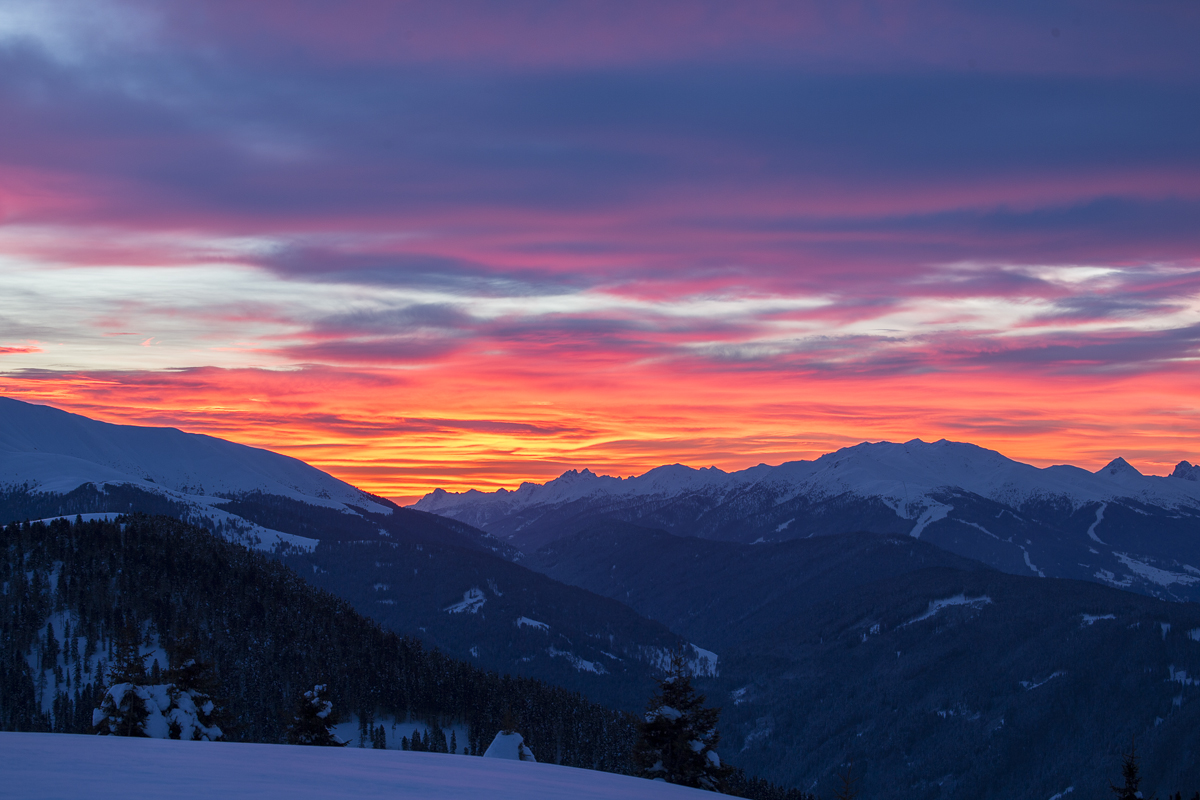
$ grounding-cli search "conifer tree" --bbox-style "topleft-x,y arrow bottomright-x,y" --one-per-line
286,684 -> 346,746
166,641 -> 223,741
633,651 -> 732,792
833,763 -> 859,800
1111,737 -> 1153,800
93,626 -> 151,737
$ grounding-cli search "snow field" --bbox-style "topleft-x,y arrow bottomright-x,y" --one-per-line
0,732 -> 714,800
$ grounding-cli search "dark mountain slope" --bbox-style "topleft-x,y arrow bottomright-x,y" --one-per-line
717,566 -> 1200,800
529,521 -> 986,650
281,537 -> 708,711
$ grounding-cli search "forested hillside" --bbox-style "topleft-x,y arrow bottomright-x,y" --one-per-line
0,515 -> 636,770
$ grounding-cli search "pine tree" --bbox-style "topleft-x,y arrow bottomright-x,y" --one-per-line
166,642 -> 223,741
93,624 -> 151,737
633,651 -> 732,792
286,684 -> 346,746
1111,738 -> 1153,800
833,763 -> 859,800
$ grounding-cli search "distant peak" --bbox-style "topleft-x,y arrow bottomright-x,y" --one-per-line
1097,457 -> 1142,477
1172,460 -> 1199,481
553,468 -> 597,482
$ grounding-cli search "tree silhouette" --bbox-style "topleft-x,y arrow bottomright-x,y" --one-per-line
1111,737 -> 1153,800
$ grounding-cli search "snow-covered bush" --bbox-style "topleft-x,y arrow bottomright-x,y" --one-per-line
286,684 -> 346,746
93,631 -> 223,741
93,682 -> 223,741
483,731 -> 537,762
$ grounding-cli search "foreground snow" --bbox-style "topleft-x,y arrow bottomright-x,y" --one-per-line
0,732 -> 712,800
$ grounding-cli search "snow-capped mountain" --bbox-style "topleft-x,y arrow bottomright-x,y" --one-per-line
0,397 -> 511,557
0,397 -> 391,509
414,439 -> 1200,603
417,439 -> 1200,521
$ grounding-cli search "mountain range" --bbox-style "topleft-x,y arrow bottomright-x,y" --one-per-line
415,439 -> 1200,603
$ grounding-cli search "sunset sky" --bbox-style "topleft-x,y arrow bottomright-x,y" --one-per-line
1,0 -> 1199,502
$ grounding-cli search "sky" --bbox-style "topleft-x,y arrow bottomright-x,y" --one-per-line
1,0 -> 1199,502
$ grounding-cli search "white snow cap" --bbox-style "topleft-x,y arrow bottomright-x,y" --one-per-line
483,731 -> 537,762
414,437 -> 1200,515
0,397 -> 390,514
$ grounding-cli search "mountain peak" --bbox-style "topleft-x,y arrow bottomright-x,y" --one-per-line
1172,460 -> 1199,481
1097,457 -> 1142,478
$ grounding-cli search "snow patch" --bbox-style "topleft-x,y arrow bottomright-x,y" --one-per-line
960,520 -> 1000,540
1081,614 -> 1116,626
547,646 -> 607,674
909,503 -> 953,539
1086,503 -> 1107,544
1168,665 -> 1196,686
483,731 -> 537,762
1114,553 -> 1200,587
1020,671 -> 1065,691
515,617 -> 549,632
1094,569 -> 1133,588
444,588 -> 487,614
903,594 -> 992,626
1020,546 -> 1045,578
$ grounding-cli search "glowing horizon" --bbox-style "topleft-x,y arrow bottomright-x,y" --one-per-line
2,1 -> 1199,502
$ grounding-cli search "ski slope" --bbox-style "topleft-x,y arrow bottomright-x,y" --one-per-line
0,732 -> 711,800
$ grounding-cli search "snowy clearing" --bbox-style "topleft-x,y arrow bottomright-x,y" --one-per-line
903,594 -> 993,627
1081,613 -> 1116,626
444,588 -> 487,614
0,732 -> 712,800
908,502 -> 952,539
1020,671 -> 1065,691
1114,553 -> 1200,588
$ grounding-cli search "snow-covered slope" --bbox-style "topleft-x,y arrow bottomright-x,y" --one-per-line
0,397 -> 387,512
0,733 -> 712,800
415,439 -> 1200,604
0,397 -> 420,550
